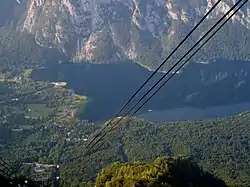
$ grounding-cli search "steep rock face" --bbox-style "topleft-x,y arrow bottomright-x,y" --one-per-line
6,0 -> 250,69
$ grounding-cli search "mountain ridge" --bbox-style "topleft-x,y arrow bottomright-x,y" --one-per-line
1,0 -> 249,70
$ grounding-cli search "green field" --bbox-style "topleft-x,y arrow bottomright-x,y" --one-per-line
26,104 -> 53,118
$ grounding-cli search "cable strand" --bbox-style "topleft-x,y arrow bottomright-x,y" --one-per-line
86,0 -> 247,154
83,0 -> 223,150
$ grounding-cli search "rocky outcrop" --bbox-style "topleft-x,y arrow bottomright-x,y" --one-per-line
5,0 -> 250,69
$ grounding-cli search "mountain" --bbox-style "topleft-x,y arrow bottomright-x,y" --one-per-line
1,0 -> 250,70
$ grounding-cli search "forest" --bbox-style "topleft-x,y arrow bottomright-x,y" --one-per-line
0,28 -> 66,76
2,103 -> 249,186
95,156 -> 228,187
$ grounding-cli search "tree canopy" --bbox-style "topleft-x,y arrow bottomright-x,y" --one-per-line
95,156 -> 228,187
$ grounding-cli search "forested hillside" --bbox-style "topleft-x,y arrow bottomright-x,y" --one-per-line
1,91 -> 249,187
0,29 -> 65,75
54,114 -> 249,186
95,157 -> 228,187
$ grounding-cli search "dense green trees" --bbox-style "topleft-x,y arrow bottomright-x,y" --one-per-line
95,156 -> 228,187
3,113 -> 248,186
52,114 -> 249,186
0,30 -> 65,75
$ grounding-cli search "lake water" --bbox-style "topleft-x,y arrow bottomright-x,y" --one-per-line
31,60 -> 250,122
138,102 -> 250,123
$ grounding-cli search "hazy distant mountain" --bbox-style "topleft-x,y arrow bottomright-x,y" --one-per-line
1,0 -> 250,70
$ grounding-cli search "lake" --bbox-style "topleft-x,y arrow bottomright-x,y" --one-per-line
138,102 -> 250,123
31,60 -> 250,122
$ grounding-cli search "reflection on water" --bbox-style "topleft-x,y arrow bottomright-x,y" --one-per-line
31,61 -> 161,122
31,60 -> 250,122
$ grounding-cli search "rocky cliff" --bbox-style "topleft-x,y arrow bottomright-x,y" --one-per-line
1,0 -> 250,70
